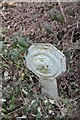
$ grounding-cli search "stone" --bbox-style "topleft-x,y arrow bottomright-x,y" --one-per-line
25,43 -> 66,99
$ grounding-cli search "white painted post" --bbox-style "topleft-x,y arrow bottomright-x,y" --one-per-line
39,78 -> 58,98
25,43 -> 66,99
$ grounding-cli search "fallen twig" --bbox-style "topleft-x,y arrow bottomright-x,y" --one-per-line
7,106 -> 24,116
57,0 -> 67,23
0,11 -> 6,20
77,16 -> 80,28
61,26 -> 75,41
55,99 -> 67,116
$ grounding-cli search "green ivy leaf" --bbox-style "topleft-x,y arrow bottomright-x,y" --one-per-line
2,108 -> 7,114
10,48 -> 19,61
44,22 -> 52,33
49,9 -> 59,21
9,104 -> 16,111
32,102 -> 38,108
36,112 -> 42,119
18,36 -> 28,48
23,106 -> 31,113
49,9 -> 64,23
58,14 -> 64,23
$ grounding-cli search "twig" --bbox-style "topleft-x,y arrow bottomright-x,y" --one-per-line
77,16 -> 80,28
7,106 -> 24,116
57,0 -> 67,23
66,22 -> 80,29
0,54 -> 28,71
61,26 -> 75,41
55,99 -> 66,116
59,22 -> 80,33
0,54 -> 12,65
71,30 -> 74,43
0,11 -> 6,20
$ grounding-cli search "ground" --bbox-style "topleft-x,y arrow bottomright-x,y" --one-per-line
0,2 -> 80,120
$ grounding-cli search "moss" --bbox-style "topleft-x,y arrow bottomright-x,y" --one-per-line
37,65 -> 49,74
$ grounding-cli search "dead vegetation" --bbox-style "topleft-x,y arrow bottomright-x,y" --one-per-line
0,2 -> 80,120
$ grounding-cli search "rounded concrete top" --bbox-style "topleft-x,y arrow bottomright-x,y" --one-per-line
25,43 -> 66,79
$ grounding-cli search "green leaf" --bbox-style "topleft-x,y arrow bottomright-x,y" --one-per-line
9,104 -> 16,111
10,48 -> 19,61
2,108 -> 7,113
58,14 -> 64,23
23,106 -> 31,113
11,96 -> 16,101
36,112 -> 41,119
18,36 -> 28,48
49,9 -> 64,23
44,22 -> 52,33
49,9 -> 59,21
63,98 -> 70,105
32,102 -> 38,108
